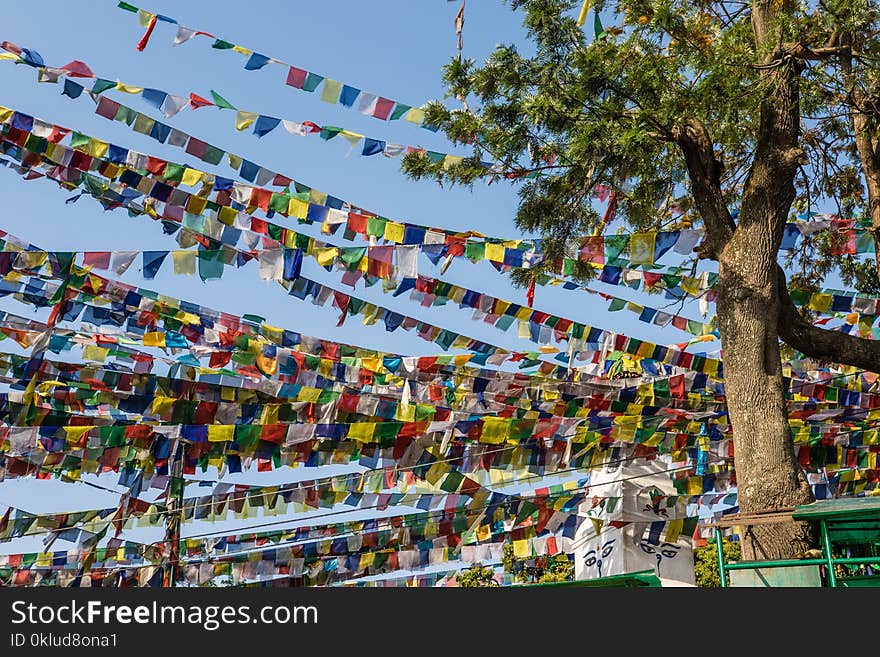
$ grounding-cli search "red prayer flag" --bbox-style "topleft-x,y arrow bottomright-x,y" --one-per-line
249,187 -> 271,211
333,291 -> 350,327
526,277 -> 536,308
185,137 -> 209,159
83,251 -> 111,270
188,92 -> 214,110
372,97 -> 395,120
346,213 -> 368,235
260,425 -> 286,444
286,66 -> 307,89
61,60 -> 95,78
367,246 -> 393,278
95,96 -> 121,120
136,15 -> 158,52
145,156 -> 167,176
209,351 -> 233,368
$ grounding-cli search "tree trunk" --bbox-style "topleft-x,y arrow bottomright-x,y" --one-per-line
716,227 -> 816,561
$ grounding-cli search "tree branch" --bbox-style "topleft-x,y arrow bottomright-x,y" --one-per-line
777,265 -> 880,372
672,117 -> 736,259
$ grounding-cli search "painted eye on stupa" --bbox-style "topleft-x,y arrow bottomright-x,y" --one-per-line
600,540 -> 615,558
660,543 -> 681,559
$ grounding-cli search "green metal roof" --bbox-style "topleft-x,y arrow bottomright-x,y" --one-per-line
792,497 -> 880,521
516,569 -> 662,588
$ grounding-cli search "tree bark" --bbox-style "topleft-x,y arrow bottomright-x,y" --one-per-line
842,35 -> 880,281
674,4 -> 819,559
716,233 -> 815,561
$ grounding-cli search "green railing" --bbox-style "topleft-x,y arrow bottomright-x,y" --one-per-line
716,520 -> 880,588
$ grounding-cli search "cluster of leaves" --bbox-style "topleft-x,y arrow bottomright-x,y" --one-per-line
456,544 -> 574,586
502,543 -> 575,583
455,563 -> 500,587
402,0 -> 880,294
693,538 -> 741,588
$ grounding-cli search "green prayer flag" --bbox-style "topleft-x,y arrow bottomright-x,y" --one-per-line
440,470 -> 464,493
319,127 -> 343,141
201,145 -> 224,165
465,241 -> 486,261
269,192 -> 291,214
69,132 -> 89,149
91,79 -> 116,95
594,12 -> 605,39
366,216 -> 387,237
163,162 -> 185,182
209,90 -> 237,110
301,73 -> 325,92
389,103 -> 411,121
197,249 -> 225,281
117,1 -> 138,12
114,105 -> 137,125
608,297 -> 626,312
212,39 -> 234,50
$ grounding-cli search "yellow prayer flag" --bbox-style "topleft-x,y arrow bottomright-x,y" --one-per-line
394,404 -> 416,422
361,357 -> 383,373
485,243 -> 505,263
82,345 -> 109,363
232,45 -> 253,56
235,111 -> 259,131
338,131 -> 364,147
260,404 -> 280,425
480,417 -> 510,444
808,293 -> 833,313
218,206 -> 237,226
361,304 -> 381,325
142,332 -> 165,347
181,168 -> 204,187
314,247 -> 339,267
115,81 -> 144,94
172,250 -> 196,275
64,426 -> 92,446
207,425 -> 235,443
87,138 -> 109,158
296,387 -> 322,403
256,353 -> 278,376
383,221 -> 406,243
514,306 -> 533,321
137,9 -> 154,26
151,395 -> 174,417
132,113 -> 155,136
288,198 -> 309,219
321,79 -> 343,104
404,108 -> 426,124
513,539 -> 530,558
629,232 -> 656,265
576,1 -> 591,26
348,423 -> 376,443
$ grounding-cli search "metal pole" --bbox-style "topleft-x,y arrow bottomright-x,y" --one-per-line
164,440 -> 185,588
715,528 -> 727,588
820,519 -> 837,588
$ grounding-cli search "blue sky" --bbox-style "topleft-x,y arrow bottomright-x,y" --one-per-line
0,1 -> 719,572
